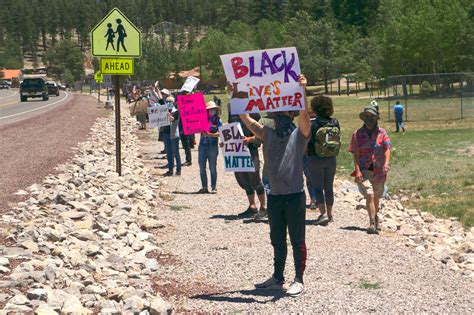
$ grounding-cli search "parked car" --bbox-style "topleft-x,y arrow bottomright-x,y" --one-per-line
0,80 -> 10,89
45,81 -> 60,96
58,83 -> 67,91
20,78 -> 49,102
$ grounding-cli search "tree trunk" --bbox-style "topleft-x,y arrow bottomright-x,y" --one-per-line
324,67 -> 329,94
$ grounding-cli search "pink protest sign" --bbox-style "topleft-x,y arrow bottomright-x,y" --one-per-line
177,93 -> 209,135
220,47 -> 305,115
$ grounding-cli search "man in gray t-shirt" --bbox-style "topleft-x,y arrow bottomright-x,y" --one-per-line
238,75 -> 311,297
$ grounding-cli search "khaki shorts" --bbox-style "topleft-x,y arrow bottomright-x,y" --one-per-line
357,171 -> 384,199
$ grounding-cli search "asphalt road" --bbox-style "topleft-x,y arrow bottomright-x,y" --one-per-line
0,92 -> 107,213
0,88 -> 71,126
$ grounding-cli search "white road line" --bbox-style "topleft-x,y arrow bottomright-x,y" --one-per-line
0,92 -> 70,120
0,90 -> 18,100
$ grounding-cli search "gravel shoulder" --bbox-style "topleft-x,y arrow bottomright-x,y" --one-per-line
0,94 -> 108,213
138,129 -> 474,313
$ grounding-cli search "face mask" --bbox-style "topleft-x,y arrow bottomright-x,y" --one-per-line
364,116 -> 377,127
274,115 -> 296,138
166,102 -> 174,109
209,109 -> 217,116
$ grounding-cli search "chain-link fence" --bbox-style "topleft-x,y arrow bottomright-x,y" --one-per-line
385,73 -> 474,121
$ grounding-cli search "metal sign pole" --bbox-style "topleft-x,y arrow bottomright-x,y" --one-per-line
98,83 -> 101,103
114,75 -> 122,176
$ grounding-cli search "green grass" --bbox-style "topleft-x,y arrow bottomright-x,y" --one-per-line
356,280 -> 381,290
205,90 -> 474,228
169,205 -> 191,211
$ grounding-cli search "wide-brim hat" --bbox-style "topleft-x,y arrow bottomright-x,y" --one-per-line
161,89 -> 171,95
359,106 -> 379,120
206,101 -> 218,110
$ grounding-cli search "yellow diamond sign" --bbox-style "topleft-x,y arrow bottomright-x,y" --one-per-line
91,8 -> 141,58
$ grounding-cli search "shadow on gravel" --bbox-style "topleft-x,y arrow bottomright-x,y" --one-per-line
190,288 -> 286,304
210,214 -> 241,220
340,226 -> 367,233
172,191 -> 201,195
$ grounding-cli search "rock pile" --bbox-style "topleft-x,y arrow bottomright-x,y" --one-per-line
0,113 -> 172,314
335,179 -> 474,279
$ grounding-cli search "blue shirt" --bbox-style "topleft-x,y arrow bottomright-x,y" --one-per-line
394,104 -> 404,120
200,115 -> 222,146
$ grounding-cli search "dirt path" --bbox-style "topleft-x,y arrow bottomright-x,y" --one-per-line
137,129 -> 473,313
0,94 -> 108,213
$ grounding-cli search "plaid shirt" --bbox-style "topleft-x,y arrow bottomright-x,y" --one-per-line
348,125 -> 392,182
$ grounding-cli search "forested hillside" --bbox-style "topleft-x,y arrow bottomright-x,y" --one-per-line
0,0 -> 473,87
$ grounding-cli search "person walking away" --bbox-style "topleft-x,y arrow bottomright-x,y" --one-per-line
238,75 -> 311,297
303,110 -> 318,210
197,101 -> 222,194
394,101 -> 405,133
228,112 -> 267,219
307,95 -> 341,225
162,96 -> 182,176
349,106 -> 391,234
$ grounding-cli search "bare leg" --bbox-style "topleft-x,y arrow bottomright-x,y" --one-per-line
326,205 -> 333,219
317,203 -> 326,216
247,193 -> 257,209
366,194 -> 376,220
257,193 -> 266,209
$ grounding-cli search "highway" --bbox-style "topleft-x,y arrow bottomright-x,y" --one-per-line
0,89 -> 71,126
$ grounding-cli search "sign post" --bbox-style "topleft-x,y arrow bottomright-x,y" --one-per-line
91,7 -> 142,176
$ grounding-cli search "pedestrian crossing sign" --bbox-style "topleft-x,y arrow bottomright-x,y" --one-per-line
91,7 -> 141,58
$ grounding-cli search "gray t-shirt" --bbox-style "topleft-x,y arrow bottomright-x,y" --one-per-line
261,118 -> 309,195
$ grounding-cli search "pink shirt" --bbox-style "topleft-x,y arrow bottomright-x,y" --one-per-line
348,126 -> 391,182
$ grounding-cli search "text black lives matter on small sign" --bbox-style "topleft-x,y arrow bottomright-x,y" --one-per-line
91,8 -> 141,58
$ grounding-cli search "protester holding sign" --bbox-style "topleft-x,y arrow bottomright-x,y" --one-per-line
307,96 -> 341,225
161,96 -> 182,176
237,74 -> 311,297
227,113 -> 267,219
197,101 -> 222,194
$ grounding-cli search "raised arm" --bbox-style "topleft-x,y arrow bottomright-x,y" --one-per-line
298,74 -> 311,138
239,114 -> 264,140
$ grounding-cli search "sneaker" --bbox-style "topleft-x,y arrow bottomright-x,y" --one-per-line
286,280 -> 304,297
255,276 -> 284,290
238,207 -> 258,218
210,188 -> 217,194
163,171 -> 173,177
255,207 -> 267,219
314,214 -> 329,226
367,219 -> 378,234
309,202 -> 317,210
175,171 -> 181,176
197,188 -> 209,194
182,161 -> 192,167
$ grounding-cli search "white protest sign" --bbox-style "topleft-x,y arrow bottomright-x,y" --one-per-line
180,76 -> 200,92
148,104 -> 170,128
219,122 -> 255,172
220,47 -> 305,115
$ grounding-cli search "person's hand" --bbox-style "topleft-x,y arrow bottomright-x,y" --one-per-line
243,137 -> 251,145
383,163 -> 390,174
298,74 -> 307,88
219,142 -> 224,148
355,170 -> 363,183
226,81 -> 233,95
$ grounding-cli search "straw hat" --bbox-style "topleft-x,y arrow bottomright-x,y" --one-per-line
165,96 -> 175,102
206,101 -> 218,110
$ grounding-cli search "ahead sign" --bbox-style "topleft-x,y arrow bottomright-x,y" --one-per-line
91,8 -> 141,57
100,58 -> 134,75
